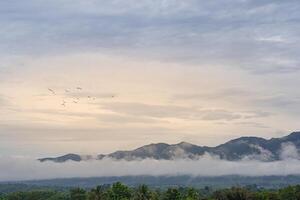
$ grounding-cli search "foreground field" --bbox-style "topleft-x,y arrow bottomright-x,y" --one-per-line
1,182 -> 300,200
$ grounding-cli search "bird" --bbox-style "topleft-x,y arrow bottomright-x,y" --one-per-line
76,87 -> 82,90
73,101 -> 78,104
48,88 -> 56,95
61,100 -> 66,107
65,89 -> 70,93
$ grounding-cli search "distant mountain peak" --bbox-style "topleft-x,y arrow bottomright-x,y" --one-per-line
39,131 -> 300,162
285,131 -> 300,139
176,141 -> 194,147
38,153 -> 82,163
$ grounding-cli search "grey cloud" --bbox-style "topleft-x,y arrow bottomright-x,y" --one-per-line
1,0 -> 300,74
101,102 -> 198,119
35,91 -> 116,99
95,113 -> 166,124
65,92 -> 116,99
243,111 -> 273,119
11,108 -> 166,125
174,87 -> 254,100
0,95 -> 6,107
234,122 -> 270,129
0,94 -> 12,109
254,95 -> 300,107
200,110 -> 241,121
174,88 -> 300,116
101,102 -> 271,121
0,123 -> 177,142
251,95 -> 300,115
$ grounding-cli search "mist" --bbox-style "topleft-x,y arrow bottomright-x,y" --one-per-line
1,153 -> 300,182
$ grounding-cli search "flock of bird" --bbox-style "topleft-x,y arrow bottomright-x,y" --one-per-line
48,87 -> 115,107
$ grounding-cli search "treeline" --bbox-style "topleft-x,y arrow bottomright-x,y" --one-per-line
1,182 -> 300,200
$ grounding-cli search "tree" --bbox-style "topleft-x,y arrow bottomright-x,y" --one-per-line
70,188 -> 87,200
107,182 -> 132,200
163,188 -> 181,200
88,186 -> 107,200
134,184 -> 152,200
184,188 -> 201,200
213,187 -> 253,200
46,192 -> 70,200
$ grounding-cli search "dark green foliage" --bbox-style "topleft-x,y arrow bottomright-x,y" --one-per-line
134,184 -> 151,200
107,182 -> 131,200
88,186 -> 107,200
182,187 -> 201,200
46,192 -> 70,200
2,183 -> 300,199
4,191 -> 69,200
163,188 -> 181,200
70,188 -> 87,200
278,185 -> 300,200
213,187 -> 254,200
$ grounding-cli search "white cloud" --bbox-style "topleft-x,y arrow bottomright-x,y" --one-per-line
2,154 -> 300,181
256,35 -> 287,43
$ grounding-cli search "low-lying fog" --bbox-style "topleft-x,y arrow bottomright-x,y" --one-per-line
1,144 -> 300,181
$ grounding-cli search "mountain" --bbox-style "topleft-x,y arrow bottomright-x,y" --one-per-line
38,154 -> 82,163
38,131 -> 300,162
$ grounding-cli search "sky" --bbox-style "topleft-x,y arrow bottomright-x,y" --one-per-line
1,0 -> 300,157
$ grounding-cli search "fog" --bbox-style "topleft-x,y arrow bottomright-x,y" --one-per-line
1,154 -> 300,181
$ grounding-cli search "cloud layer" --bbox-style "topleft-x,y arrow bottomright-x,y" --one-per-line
1,0 -> 300,73
2,155 -> 300,181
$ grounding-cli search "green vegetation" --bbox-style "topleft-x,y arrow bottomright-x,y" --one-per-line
1,182 -> 300,200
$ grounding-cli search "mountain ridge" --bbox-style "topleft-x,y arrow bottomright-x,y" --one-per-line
39,131 -> 300,162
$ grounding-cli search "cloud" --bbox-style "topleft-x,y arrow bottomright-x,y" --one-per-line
243,111 -> 273,119
256,35 -> 287,43
254,95 -> 300,108
101,102 -> 244,121
280,143 -> 299,160
64,92 -> 116,99
19,108 -> 165,125
2,154 -> 300,181
0,94 -> 12,109
174,87 -> 299,116
174,87 -> 253,100
234,122 -> 270,129
0,95 -> 6,107
251,95 -> 300,115
101,102 -> 274,122
200,110 -> 241,121
1,0 -> 300,74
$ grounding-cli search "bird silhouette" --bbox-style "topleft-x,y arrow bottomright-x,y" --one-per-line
61,100 -> 66,107
76,87 -> 82,90
48,88 -> 56,95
